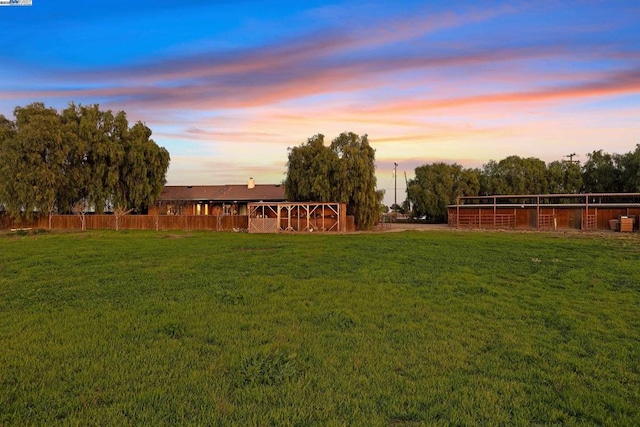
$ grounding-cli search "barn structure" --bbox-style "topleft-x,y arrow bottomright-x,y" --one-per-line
448,193 -> 640,232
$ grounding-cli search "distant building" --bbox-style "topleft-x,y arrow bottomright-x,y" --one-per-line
149,178 -> 286,216
448,193 -> 640,232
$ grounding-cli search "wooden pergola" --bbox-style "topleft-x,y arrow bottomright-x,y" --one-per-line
248,202 -> 347,233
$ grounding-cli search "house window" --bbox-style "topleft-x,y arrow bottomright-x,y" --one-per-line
196,204 -> 202,215
204,204 -> 209,215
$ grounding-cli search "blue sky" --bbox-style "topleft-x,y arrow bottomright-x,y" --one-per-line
1,1 -> 639,205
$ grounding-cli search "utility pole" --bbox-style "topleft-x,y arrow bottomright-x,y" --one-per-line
563,153 -> 579,163
404,171 -> 411,213
393,162 -> 398,212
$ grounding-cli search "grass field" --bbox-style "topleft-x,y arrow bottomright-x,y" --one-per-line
1,229 -> 639,425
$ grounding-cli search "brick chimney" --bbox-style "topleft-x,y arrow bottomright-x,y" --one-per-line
248,177 -> 255,189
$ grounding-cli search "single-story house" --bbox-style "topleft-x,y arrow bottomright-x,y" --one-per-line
149,178 -> 286,216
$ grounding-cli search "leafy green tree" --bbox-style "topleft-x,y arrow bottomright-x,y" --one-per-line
479,159 -> 500,196
0,115 -> 17,213
400,199 -> 412,214
390,203 -> 405,214
0,103 -> 69,222
57,103 -> 88,213
285,134 -> 336,202
616,144 -> 640,192
61,104 -> 122,213
479,156 -> 548,195
582,150 -> 621,193
457,167 -> 481,198
546,160 -> 583,194
407,162 -> 479,222
115,121 -> 170,212
285,132 -> 382,230
0,102 -> 170,221
330,133 -> 381,229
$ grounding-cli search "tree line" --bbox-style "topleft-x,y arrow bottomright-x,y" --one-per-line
406,145 -> 640,222
0,102 -> 170,222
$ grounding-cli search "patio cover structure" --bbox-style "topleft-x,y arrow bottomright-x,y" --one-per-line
248,202 -> 347,233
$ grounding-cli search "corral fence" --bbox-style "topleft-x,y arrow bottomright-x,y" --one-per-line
448,192 -> 640,232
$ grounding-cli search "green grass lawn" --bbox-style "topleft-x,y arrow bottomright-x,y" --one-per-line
1,229 -> 639,425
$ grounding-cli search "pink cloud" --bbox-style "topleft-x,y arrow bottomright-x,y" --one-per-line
363,68 -> 640,115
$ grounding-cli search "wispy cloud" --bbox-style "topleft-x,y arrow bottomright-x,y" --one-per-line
1,1 -> 639,205
6,30 -> 638,119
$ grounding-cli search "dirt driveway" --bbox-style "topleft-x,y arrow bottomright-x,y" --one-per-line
378,222 -> 450,232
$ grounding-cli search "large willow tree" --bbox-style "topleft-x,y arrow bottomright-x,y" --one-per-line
0,104 -> 70,221
407,162 -> 479,222
285,132 -> 382,230
0,102 -> 170,221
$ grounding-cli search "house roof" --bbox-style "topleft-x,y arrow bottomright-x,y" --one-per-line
160,184 -> 286,202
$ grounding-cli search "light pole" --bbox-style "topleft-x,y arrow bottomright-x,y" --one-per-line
394,162 -> 398,213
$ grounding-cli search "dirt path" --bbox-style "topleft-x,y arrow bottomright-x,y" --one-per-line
377,222 -> 450,232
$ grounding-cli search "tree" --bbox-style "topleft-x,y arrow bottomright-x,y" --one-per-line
478,156 -> 548,195
582,150 -> 621,193
113,205 -> 133,231
0,115 -> 17,214
71,199 -> 89,231
330,133 -> 381,229
0,103 -> 69,223
616,144 -> 640,192
285,132 -> 382,230
478,160 -> 500,196
62,103 -> 123,213
285,134 -> 336,202
0,102 -> 170,222
494,156 -> 548,195
407,162 -> 479,222
114,121 -> 170,213
390,203 -> 405,214
546,160 -> 583,194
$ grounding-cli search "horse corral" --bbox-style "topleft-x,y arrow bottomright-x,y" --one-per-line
448,193 -> 640,232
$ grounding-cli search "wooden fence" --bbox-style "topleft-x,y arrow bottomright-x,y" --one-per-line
1,214 -> 249,231
2,214 -> 358,232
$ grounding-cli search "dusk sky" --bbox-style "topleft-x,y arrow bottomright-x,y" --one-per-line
1,1 -> 639,205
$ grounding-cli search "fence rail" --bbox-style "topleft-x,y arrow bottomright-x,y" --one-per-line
537,214 -> 555,230
450,213 -> 515,229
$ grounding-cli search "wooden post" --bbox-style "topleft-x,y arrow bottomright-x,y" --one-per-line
583,194 -> 588,231
493,196 -> 496,229
536,196 -> 540,230
276,205 -> 281,233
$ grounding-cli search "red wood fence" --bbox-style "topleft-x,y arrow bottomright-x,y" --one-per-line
2,214 -> 358,232
1,215 -> 249,231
